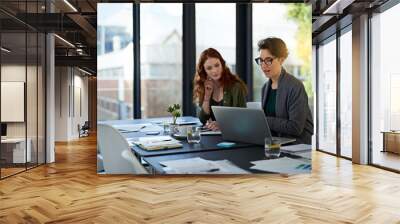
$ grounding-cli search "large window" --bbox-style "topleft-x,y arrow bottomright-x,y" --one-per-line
196,3 -> 236,72
140,4 -> 182,118
253,4 -> 312,104
317,37 -> 337,154
339,28 -> 352,158
371,3 -> 400,171
97,3 -> 134,120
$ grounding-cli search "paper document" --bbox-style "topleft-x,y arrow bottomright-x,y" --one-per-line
293,151 -> 312,160
175,117 -> 200,125
280,144 -> 311,153
250,157 -> 311,174
132,136 -> 182,150
112,123 -> 151,132
140,125 -> 163,133
160,157 -> 250,174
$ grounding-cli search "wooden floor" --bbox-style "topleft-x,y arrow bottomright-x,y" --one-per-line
373,150 -> 400,171
1,167 -> 26,178
1,135 -> 400,223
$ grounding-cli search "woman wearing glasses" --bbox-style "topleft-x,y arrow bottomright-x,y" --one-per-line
193,48 -> 247,130
256,37 -> 313,144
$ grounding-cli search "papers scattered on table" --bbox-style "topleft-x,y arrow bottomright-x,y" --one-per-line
131,136 -> 182,151
112,123 -> 163,134
293,151 -> 312,160
250,157 -> 311,174
175,117 -> 200,125
160,157 -> 250,174
280,144 -> 311,153
112,123 -> 151,132
140,125 -> 163,133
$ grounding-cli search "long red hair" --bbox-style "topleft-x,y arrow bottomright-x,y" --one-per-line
193,48 -> 247,103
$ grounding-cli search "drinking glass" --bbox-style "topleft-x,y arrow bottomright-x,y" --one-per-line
163,121 -> 170,134
187,126 -> 201,144
264,138 -> 281,159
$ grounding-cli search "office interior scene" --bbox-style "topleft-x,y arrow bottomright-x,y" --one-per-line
97,3 -> 313,174
0,0 -> 400,223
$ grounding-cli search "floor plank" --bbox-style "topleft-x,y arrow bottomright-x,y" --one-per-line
0,135 -> 400,223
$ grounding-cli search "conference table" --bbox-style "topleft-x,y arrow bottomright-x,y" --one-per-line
102,116 -> 312,174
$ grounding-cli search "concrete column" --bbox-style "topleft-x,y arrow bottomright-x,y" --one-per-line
352,14 -> 369,164
46,33 -> 55,163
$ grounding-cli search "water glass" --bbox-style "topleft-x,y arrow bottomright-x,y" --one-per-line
264,138 -> 281,159
163,122 -> 170,134
187,126 -> 201,144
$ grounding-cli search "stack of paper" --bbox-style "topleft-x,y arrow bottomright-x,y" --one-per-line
250,157 -> 311,174
132,136 -> 182,150
160,157 -> 250,174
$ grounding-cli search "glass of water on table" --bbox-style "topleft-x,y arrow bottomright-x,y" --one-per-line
187,126 -> 201,144
264,137 -> 281,159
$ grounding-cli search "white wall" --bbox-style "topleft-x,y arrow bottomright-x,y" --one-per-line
1,65 -> 26,137
55,67 -> 89,141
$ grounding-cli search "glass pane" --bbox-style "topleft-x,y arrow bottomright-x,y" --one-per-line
38,33 -> 45,165
318,37 -> 337,154
371,4 -> 400,171
253,4 -> 312,106
140,4 -> 182,118
97,3 -> 134,120
196,3 -> 236,72
1,32 -> 27,177
339,29 -> 352,158
27,31 -> 38,168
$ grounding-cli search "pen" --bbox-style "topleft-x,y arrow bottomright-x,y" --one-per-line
296,164 -> 305,169
206,168 -> 220,172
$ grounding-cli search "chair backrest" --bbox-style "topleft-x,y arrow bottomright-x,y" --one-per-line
97,123 -> 147,174
246,102 -> 262,109
82,121 -> 90,130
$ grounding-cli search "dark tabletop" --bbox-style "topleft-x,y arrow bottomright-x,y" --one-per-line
102,116 -> 255,157
143,146 -> 309,174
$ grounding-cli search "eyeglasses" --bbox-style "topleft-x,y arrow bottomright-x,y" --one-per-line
255,57 -> 275,66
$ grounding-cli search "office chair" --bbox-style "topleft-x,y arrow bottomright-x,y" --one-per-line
97,123 -> 148,174
97,143 -> 105,173
79,121 -> 90,138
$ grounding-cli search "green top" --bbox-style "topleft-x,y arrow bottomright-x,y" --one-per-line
198,81 -> 247,124
265,88 -> 277,117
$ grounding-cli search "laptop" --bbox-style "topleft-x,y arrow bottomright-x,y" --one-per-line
211,106 -> 296,145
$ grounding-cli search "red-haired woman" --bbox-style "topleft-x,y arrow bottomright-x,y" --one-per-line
193,48 -> 247,131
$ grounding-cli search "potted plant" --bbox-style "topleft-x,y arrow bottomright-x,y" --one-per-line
167,104 -> 181,135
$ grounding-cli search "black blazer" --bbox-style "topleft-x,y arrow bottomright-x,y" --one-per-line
261,68 -> 314,144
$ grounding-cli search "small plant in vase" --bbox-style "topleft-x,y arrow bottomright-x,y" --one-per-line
167,104 -> 181,135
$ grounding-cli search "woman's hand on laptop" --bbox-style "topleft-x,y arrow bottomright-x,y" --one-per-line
205,119 -> 220,131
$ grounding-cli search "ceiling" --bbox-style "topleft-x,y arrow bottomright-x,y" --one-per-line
0,0 -> 99,74
311,0 -> 389,43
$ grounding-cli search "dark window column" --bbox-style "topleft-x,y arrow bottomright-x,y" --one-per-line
182,4 -> 196,116
236,3 -> 253,101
